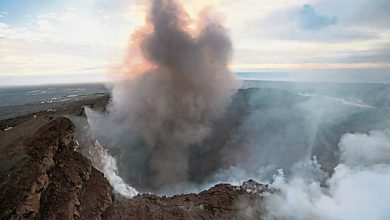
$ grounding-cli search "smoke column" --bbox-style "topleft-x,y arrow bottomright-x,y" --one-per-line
87,0 -> 238,192
84,1 -> 390,218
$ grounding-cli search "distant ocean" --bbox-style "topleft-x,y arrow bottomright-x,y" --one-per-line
0,84 -> 108,107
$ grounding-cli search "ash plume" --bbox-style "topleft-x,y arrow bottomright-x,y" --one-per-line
87,0 -> 238,192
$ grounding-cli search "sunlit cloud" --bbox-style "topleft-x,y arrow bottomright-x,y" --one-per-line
0,0 -> 389,85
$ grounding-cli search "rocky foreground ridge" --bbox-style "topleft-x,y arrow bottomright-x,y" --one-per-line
0,117 -> 112,219
0,117 -> 272,220
103,180 -> 271,220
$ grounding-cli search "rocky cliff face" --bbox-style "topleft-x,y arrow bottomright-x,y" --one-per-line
0,116 -> 113,220
0,116 -> 272,220
103,180 -> 272,220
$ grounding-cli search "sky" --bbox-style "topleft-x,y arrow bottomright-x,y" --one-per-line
0,0 -> 389,85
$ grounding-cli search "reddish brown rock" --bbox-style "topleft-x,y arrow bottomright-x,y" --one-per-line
0,116 -> 112,220
103,181 -> 272,220
0,114 -> 273,220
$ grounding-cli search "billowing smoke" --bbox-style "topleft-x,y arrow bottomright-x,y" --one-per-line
84,1 -> 390,218
265,128 -> 390,220
339,129 -> 390,166
87,0 -> 238,192
197,81 -> 390,219
206,87 -> 366,184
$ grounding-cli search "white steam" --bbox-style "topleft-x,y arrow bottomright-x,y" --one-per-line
265,129 -> 390,220
91,140 -> 139,198
339,129 -> 390,166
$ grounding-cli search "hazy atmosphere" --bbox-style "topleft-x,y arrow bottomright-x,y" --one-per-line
0,1 -> 389,220
0,0 -> 389,85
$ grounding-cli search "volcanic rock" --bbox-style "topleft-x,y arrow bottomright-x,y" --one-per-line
103,180 -> 272,220
0,116 -> 113,220
0,104 -> 275,220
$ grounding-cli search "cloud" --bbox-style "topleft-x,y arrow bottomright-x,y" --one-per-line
338,45 -> 390,64
0,1 -> 137,84
339,129 -> 390,166
0,22 -> 9,30
266,163 -> 390,220
348,0 -> 390,28
299,4 -> 337,31
0,73 -> 107,86
265,128 -> 390,220
242,2 -> 375,43
1,0 -> 390,85
225,0 -> 389,80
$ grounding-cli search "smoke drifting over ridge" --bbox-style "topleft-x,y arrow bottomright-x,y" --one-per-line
87,0 -> 238,191
84,1 -> 390,218
265,129 -> 390,220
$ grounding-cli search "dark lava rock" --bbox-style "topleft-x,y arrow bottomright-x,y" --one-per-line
103,181 -> 273,220
0,98 -> 276,220
0,116 -> 112,220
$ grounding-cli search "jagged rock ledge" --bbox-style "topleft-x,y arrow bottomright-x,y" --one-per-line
0,116 -> 273,219
0,116 -> 113,220
103,180 -> 273,220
